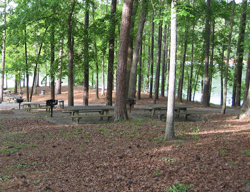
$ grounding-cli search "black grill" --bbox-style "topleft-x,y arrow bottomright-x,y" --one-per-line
46,99 -> 58,117
16,98 -> 24,109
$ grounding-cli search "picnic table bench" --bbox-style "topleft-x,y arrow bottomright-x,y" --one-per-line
135,104 -> 191,119
5,95 -> 22,103
21,102 -> 48,112
66,105 -> 114,124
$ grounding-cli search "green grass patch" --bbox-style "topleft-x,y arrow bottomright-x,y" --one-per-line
165,183 -> 194,192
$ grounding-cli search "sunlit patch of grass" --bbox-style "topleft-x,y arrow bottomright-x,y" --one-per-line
0,175 -> 9,181
164,157 -> 177,163
244,150 -> 250,156
165,183 -> 194,192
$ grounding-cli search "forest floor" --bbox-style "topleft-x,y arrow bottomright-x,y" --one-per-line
0,86 -> 249,192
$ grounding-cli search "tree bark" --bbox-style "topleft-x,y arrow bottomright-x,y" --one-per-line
161,24 -> 169,97
25,27 -> 30,101
106,0 -> 117,105
208,21 -> 215,103
83,1 -> 89,106
146,44 -> 150,93
30,30 -> 47,101
202,0 -> 211,107
188,26 -> 194,101
0,0 -> 7,103
177,30 -> 188,102
125,0 -> 138,97
243,46 -> 250,103
239,88 -> 250,119
55,39 -> 63,95
68,0 -> 75,106
115,0 -> 133,120
149,13 -> 154,98
235,0 -> 247,107
165,0 -> 177,140
153,19 -> 162,104
128,0 -> 147,99
50,23 -> 55,100
137,44 -> 143,100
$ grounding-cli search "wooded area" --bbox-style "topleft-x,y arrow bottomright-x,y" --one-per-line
0,0 -> 250,131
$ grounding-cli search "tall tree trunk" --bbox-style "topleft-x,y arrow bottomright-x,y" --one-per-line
188,26 -> 194,101
25,27 -> 30,101
101,53 -> 105,96
114,0 -> 133,120
0,0 -> 7,103
106,0 -> 117,105
14,75 -> 18,94
149,13 -> 154,98
30,30 -> 47,101
137,44 -> 143,100
235,0 -> 247,107
161,24 -> 169,97
50,23 -> 55,100
146,44 -> 150,93
55,39 -> 63,95
208,21 -> 215,103
68,0 -> 76,106
125,0 -> 138,97
128,0 -> 147,99
243,46 -> 250,103
202,0 -> 211,107
153,19 -> 162,104
239,88 -> 250,119
177,30 -> 188,102
220,44 -> 225,106
92,9 -> 99,100
165,0 -> 177,140
83,1 -> 89,106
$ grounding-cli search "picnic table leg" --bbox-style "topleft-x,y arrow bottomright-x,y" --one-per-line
151,109 -> 155,118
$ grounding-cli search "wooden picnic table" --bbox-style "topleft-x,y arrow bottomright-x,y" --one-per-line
135,104 -> 191,119
5,95 -> 22,103
21,102 -> 47,111
66,105 -> 114,123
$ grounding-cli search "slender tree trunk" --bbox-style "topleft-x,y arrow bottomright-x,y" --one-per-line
114,0 -> 133,120
137,44 -> 143,100
68,0 -> 76,106
177,30 -> 188,102
203,0 -> 211,107
125,0 -> 138,97
106,0 -> 117,105
128,0 -> 147,99
146,44 -> 150,93
14,75 -> 18,94
161,24 -> 169,97
149,13 -> 154,98
153,19 -> 162,103
165,0 -> 177,140
30,29 -> 47,101
0,0 -> 7,103
101,53 -> 105,96
50,23 -> 55,100
235,0 -> 247,107
208,21 -> 215,103
83,1 -> 89,106
243,46 -> 250,103
188,26 -> 194,101
25,27 -> 30,101
36,66 -> 39,87
55,39 -> 63,95
220,44 -> 225,106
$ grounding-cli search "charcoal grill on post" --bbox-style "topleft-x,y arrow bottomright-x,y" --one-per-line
125,98 -> 136,113
16,98 -> 24,109
46,99 -> 58,117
